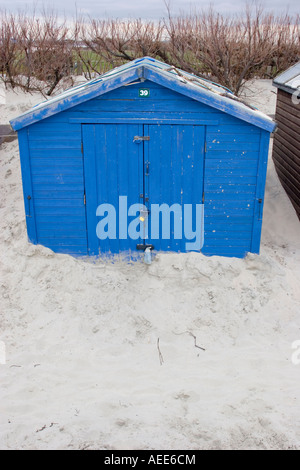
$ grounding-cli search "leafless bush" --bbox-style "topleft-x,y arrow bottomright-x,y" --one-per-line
0,9 -> 74,95
165,5 -> 300,95
76,17 -> 168,74
0,12 -> 20,88
29,13 -> 74,95
0,6 -> 299,96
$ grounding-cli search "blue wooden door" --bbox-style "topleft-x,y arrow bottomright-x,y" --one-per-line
144,125 -> 205,252
83,123 -> 205,255
82,123 -> 144,255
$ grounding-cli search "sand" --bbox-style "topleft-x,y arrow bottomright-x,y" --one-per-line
0,80 -> 300,450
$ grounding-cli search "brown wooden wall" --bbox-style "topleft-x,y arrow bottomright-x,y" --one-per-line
273,88 -> 300,219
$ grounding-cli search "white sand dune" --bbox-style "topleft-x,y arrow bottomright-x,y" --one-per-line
0,81 -> 299,450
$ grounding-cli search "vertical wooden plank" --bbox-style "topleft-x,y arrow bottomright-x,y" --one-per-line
171,125 -> 182,252
95,124 -> 110,254
84,123 -> 143,255
147,124 -> 205,253
17,128 -> 38,244
182,125 -> 205,252
105,124 -> 119,254
251,129 -> 271,253
82,124 -> 99,255
115,123 -> 143,253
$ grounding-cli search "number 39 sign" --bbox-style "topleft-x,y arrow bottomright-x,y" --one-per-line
139,88 -> 150,98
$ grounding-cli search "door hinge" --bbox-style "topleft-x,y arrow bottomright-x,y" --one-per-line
84,192 -> 86,205
204,142 -> 207,153
202,191 -> 205,203
81,142 -> 83,154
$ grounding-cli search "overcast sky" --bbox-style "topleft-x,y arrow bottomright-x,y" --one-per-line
0,0 -> 299,18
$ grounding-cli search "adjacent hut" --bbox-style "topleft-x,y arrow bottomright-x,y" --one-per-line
10,57 -> 276,258
273,62 -> 300,219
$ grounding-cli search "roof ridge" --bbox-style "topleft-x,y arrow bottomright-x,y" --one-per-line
10,56 -> 276,133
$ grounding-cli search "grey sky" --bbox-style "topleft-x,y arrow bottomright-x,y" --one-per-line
0,0 -> 299,18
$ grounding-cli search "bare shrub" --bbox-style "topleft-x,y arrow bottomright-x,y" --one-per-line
77,18 -> 168,74
29,12 -> 74,95
0,11 -> 21,88
0,6 -> 299,96
165,5 -> 300,95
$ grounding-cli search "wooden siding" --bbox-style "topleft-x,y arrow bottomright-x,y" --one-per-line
24,80 -> 267,258
273,89 -> 300,219
27,122 -> 87,255
10,59 -> 276,133
203,123 -> 264,257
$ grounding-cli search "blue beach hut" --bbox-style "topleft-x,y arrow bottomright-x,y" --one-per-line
10,57 -> 276,258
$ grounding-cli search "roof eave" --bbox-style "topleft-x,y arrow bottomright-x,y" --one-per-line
273,81 -> 298,95
10,66 -> 144,131
10,60 -> 276,133
143,66 -> 276,133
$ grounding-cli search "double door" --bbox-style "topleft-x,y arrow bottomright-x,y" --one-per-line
82,123 -> 205,255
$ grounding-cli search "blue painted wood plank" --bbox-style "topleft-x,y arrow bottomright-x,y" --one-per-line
17,129 -> 38,244
31,158 -> 83,168
201,247 -> 250,258
38,237 -> 87,246
40,244 -> 88,255
31,168 -> 83,176
203,238 -> 252,247
204,233 -> 252,241
34,206 -> 85,216
33,183 -> 84,191
69,116 -> 219,125
205,176 -> 257,185
36,215 -> 86,225
205,184 -> 256,194
205,193 -> 256,202
37,228 -> 87,238
30,141 -> 81,149
28,133 -> 81,142
205,150 -> 259,160
75,99 -> 218,113
205,160 -> 258,170
251,130 -> 270,253
33,190 -> 83,199
96,81 -> 190,100
28,123 -> 81,132
204,215 -> 254,224
207,133 -> 261,143
205,207 -> 254,216
207,141 -> 260,151
205,168 -> 258,177
205,225 -> 253,234
34,199 -> 83,207
82,124 -> 99,256
206,199 -> 254,209
32,175 -> 84,184
207,124 -> 260,134
30,148 -> 83,158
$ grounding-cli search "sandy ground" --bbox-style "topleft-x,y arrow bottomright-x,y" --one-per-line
0,80 -> 300,450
